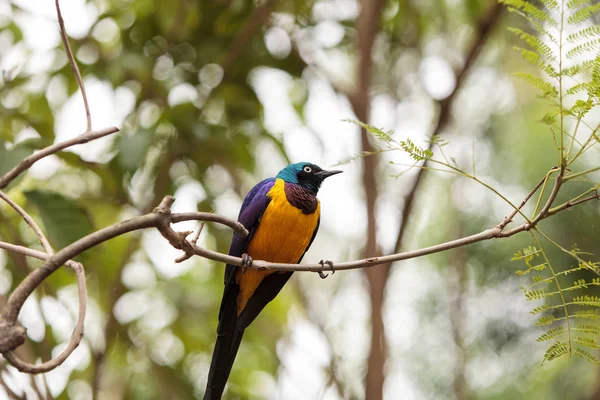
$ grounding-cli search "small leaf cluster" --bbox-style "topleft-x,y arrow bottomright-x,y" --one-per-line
513,245 -> 600,364
503,0 -> 600,125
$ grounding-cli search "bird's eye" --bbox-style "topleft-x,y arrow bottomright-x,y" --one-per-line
303,166 -> 312,173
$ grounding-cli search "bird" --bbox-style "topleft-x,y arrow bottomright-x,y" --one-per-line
204,162 -> 342,399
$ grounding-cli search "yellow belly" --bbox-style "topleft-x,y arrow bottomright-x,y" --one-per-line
236,179 -> 320,314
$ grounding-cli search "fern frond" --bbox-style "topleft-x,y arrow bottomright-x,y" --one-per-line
532,274 -> 552,284
565,99 -> 595,117
573,337 -> 600,349
515,47 -> 543,66
568,3 -> 600,24
524,288 -> 553,300
536,314 -> 558,326
573,324 -> 600,335
502,0 -> 558,26
398,138 -> 433,161
540,0 -> 559,9
513,72 -> 558,97
566,38 -> 600,59
541,110 -> 559,125
508,27 -> 556,60
567,0 -> 592,9
567,25 -> 600,42
561,65 -> 581,76
516,262 -> 548,275
566,82 -> 590,96
531,304 -> 550,315
574,348 -> 599,363
542,341 -> 569,363
537,326 -> 565,342
574,309 -> 600,320
570,295 -> 600,306
563,278 -> 590,291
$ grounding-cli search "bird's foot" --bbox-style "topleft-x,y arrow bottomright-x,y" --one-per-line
317,260 -> 334,279
241,253 -> 253,274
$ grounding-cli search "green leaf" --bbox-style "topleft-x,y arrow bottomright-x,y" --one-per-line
574,348 -> 599,363
24,190 -> 94,251
508,27 -> 555,61
513,72 -> 558,97
568,3 -> 600,24
542,340 -> 569,363
567,25 -> 600,42
537,326 -> 565,342
502,0 -> 558,26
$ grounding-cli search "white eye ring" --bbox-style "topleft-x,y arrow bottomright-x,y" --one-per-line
303,166 -> 312,173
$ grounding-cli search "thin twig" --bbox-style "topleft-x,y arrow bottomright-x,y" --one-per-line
0,127 -> 119,189
496,171 -> 555,230
0,242 -> 77,269
175,221 -> 205,263
546,192 -> 600,216
528,169 -> 564,226
55,0 -> 91,131
0,191 -> 53,254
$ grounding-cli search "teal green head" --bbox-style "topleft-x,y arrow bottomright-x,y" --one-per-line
276,162 -> 342,194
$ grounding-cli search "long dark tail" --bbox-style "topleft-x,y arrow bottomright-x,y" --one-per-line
204,278 -> 243,400
204,270 -> 294,399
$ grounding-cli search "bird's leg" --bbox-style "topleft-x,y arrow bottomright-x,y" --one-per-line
241,253 -> 253,274
317,260 -> 334,279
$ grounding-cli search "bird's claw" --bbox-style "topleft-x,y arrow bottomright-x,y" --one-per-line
317,260 -> 334,279
241,253 -> 253,274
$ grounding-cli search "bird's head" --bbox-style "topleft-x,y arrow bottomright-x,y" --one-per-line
276,162 -> 342,194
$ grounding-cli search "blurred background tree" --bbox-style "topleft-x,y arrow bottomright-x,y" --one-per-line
0,0 -> 599,399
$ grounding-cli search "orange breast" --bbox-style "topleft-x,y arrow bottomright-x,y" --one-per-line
236,179 -> 320,314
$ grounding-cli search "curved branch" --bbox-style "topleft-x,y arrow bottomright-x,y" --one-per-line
3,262 -> 87,374
0,198 -> 246,325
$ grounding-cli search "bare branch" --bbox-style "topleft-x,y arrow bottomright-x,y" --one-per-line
0,127 -> 119,189
0,180 -> 594,371
0,199 -> 245,324
3,262 -> 86,374
0,191 -> 53,254
55,0 -> 91,131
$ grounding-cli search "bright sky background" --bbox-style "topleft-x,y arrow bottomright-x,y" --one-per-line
0,0 -> 566,399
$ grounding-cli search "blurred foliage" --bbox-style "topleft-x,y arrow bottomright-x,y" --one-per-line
0,0 -> 600,399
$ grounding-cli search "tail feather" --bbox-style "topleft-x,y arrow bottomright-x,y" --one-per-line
205,277 -> 243,400
204,328 -> 244,400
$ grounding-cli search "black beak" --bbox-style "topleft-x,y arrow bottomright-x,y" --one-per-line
315,169 -> 343,179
